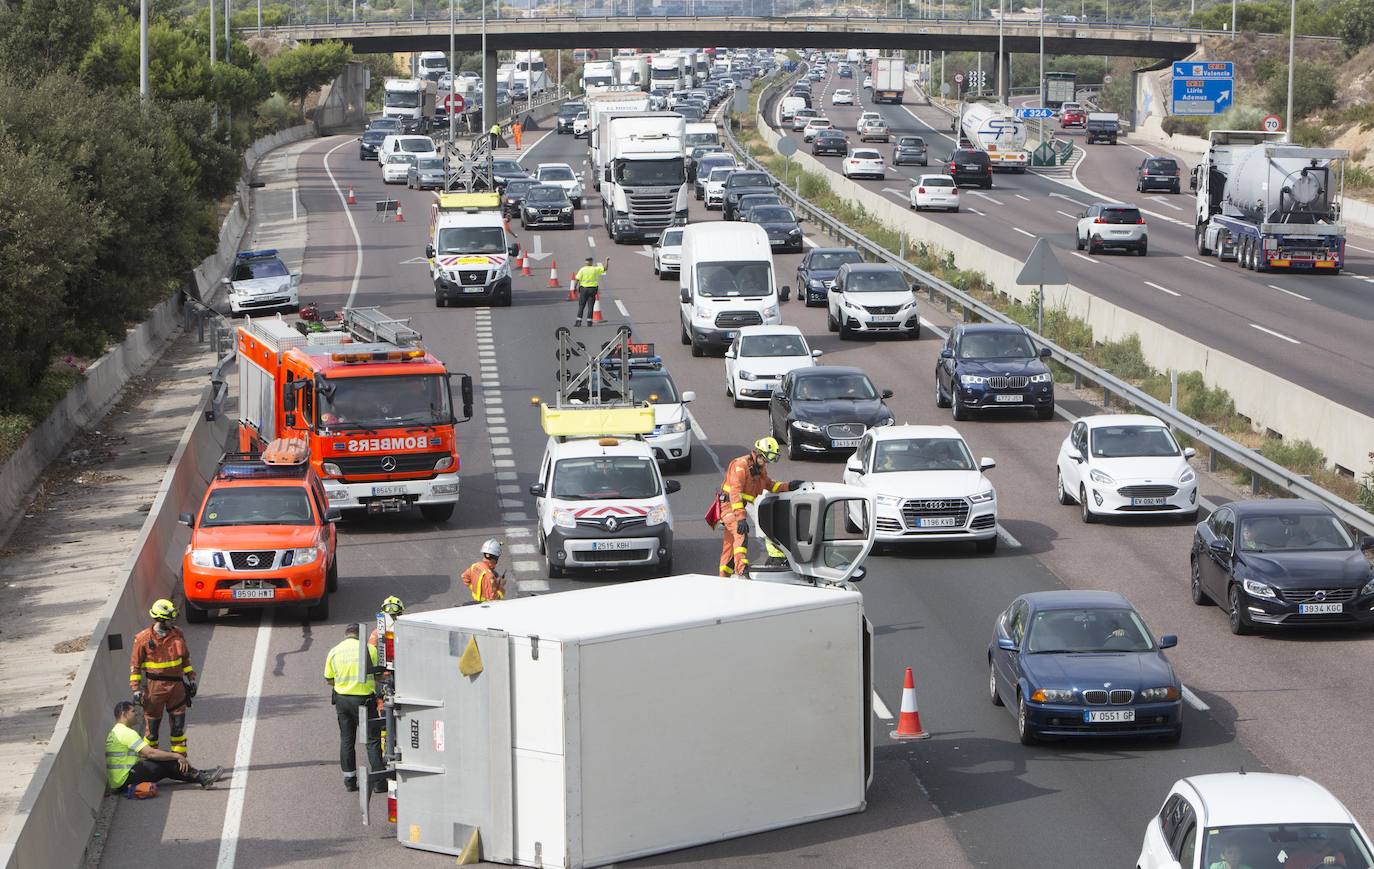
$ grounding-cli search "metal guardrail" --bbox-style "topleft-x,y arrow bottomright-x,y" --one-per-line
728,75 -> 1374,536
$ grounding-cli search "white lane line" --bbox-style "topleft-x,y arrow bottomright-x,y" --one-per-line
583,213 -> 590,226
803,236 -> 818,247
490,426 -> 509,435
511,542 -> 536,555
514,560 -> 542,573
495,471 -> 517,481
500,498 -> 521,508
490,437 -> 510,446
1012,227 -> 1035,238
503,512 -> 528,522
1014,194 -> 1031,201
968,207 -> 986,216
969,191 -> 1003,206
1183,255 -> 1217,269
1181,685 -> 1210,711
587,235 -> 596,248
687,410 -> 725,474
493,459 -> 516,468
1128,144 -> 1155,157
497,484 -> 519,494
1144,280 -> 1181,297
1148,196 -> 1184,211
321,139 -> 365,308
872,690 -> 894,721
1056,210 -> 1078,220
505,527 -> 531,538
520,578 -> 551,592
1347,243 -> 1374,253
1267,283 -> 1312,301
1049,191 -> 1090,208
996,525 -> 1023,549
492,447 -> 513,456
615,299 -> 629,318
1250,323 -> 1301,344
1071,251 -> 1099,264
214,613 -> 273,869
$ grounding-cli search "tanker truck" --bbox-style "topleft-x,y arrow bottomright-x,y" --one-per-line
959,98 -> 1028,172
1192,130 -> 1347,274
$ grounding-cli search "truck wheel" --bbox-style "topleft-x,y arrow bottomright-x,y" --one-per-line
326,559 -> 339,593
420,503 -> 455,522
306,593 -> 330,622
185,602 -> 209,624
1195,225 -> 1212,257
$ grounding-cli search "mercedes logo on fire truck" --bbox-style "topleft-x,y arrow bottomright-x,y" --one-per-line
380,456 -> 398,472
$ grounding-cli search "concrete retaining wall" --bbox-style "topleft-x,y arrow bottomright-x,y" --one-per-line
757,112 -> 1374,475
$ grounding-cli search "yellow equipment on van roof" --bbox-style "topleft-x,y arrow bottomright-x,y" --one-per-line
539,403 -> 656,438
436,192 -> 500,212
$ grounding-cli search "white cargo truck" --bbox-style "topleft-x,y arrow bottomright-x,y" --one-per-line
581,60 -> 616,93
871,56 -> 905,104
614,54 -> 649,87
382,78 -> 436,133
599,112 -> 688,243
650,52 -> 690,91
584,88 -> 651,187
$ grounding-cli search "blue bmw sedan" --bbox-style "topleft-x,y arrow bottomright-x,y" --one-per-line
988,590 -> 1182,745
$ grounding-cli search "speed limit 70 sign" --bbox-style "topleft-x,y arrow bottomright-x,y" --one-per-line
1261,114 -> 1282,133
955,73 -> 964,84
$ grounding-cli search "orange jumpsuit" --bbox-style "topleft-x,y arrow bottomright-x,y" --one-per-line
129,624 -> 195,753
718,455 -> 790,576
462,558 -> 505,602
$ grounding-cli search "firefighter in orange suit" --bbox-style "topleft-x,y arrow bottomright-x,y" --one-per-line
718,437 -> 801,578
462,538 -> 507,602
130,599 -> 196,755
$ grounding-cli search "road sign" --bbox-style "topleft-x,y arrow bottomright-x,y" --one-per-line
1016,237 -> 1069,287
1103,74 -> 1113,84
1172,61 -> 1233,79
967,70 -> 986,89
777,137 -> 798,157
1016,107 -> 1055,120
940,82 -> 952,96
1262,114 -> 1282,133
955,73 -> 965,84
1171,77 -> 1233,115
444,93 -> 465,113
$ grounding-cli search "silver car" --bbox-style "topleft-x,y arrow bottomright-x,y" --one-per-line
407,156 -> 446,190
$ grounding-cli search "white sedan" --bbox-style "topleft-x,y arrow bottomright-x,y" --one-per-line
1056,413 -> 1199,523
910,174 -> 960,211
703,166 -> 733,209
863,76 -> 874,90
841,149 -> 885,180
802,117 -> 833,142
653,226 -> 683,279
381,153 -> 416,184
535,162 -> 584,208
842,425 -> 998,552
831,89 -> 854,106
724,325 -> 822,406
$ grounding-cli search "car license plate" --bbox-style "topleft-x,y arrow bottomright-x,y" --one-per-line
1300,602 -> 1343,614
232,588 -> 275,600
915,517 -> 957,528
831,438 -> 860,448
542,216 -> 560,222
994,394 -> 1023,403
1084,709 -> 1134,723
590,540 -> 634,551
1131,496 -> 1167,506
869,315 -> 895,322
771,239 -> 786,246
463,286 -> 485,293
373,485 -> 407,497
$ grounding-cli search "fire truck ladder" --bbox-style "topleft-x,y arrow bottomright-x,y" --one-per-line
442,136 -> 494,193
342,307 -> 422,347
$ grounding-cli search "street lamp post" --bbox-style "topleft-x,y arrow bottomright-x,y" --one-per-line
448,0 -> 456,144
139,0 -> 149,98
1284,0 -> 1295,141
1039,0 -> 1044,106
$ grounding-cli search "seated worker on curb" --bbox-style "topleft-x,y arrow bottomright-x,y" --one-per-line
106,700 -> 222,797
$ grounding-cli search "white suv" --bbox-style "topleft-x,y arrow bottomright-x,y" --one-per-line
703,166 -> 733,210
1137,773 -> 1374,869
1076,202 -> 1147,256
535,162 -> 584,208
827,262 -> 919,340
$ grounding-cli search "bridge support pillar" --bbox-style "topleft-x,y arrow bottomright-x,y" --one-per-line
992,50 -> 1011,104
482,49 -> 498,131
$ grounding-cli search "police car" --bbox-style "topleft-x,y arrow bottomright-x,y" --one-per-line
222,250 -> 301,316
620,347 -> 696,473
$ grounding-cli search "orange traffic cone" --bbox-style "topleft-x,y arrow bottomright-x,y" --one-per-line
521,253 -> 531,276
890,668 -> 932,741
590,293 -> 604,324
394,203 -> 405,223
549,260 -> 564,290
346,185 -> 356,205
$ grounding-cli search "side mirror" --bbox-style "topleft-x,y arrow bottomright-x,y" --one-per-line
282,387 -> 297,414
845,456 -> 862,473
221,277 -> 232,286
679,288 -> 691,304
880,388 -> 894,399
724,348 -> 736,359
996,637 -> 1017,652
1183,447 -> 1197,459
454,373 -> 473,422
1072,450 -> 1085,463
426,244 -> 436,259
811,348 -> 823,358
1208,538 -> 1230,555
603,168 -> 611,182
664,479 -> 681,494
681,390 -> 696,403
940,348 -> 953,359
1158,634 -> 1178,649
848,566 -> 865,583
1360,535 -> 1374,551
178,512 -> 194,527
290,271 -> 303,287
979,457 -> 996,471
1039,347 -> 1052,358
528,482 -> 546,497
507,242 -> 521,257
325,508 -> 342,522
779,285 -> 791,302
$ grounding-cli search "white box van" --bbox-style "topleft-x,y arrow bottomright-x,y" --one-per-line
779,95 -> 806,121
379,134 -> 438,162
678,223 -> 784,357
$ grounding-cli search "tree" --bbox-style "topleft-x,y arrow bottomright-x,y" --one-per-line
80,13 -> 214,103
356,52 -> 400,103
1265,61 -> 1337,121
267,41 -> 352,110
0,0 -> 104,77
1340,0 -> 1374,50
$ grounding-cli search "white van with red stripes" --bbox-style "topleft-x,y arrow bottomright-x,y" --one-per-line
529,434 -> 679,578
425,192 -> 522,307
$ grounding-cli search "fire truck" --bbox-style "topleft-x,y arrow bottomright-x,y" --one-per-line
234,307 -> 474,521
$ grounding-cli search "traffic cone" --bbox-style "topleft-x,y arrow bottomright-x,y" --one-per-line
590,293 -> 604,324
549,260 -> 563,290
890,667 -> 932,741
394,203 -> 405,223
521,253 -> 531,276
346,185 -> 356,205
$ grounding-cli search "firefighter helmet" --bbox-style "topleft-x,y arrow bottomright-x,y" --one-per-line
480,538 -> 503,559
753,436 -> 780,462
149,599 -> 177,621
381,595 -> 405,616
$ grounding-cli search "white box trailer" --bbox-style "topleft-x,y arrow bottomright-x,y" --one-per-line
390,575 -> 872,867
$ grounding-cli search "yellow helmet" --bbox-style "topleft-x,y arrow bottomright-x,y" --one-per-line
149,599 -> 177,621
381,596 -> 405,616
753,436 -> 780,462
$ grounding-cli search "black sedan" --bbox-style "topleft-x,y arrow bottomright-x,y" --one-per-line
492,158 -> 529,192
768,366 -> 894,461
358,127 -> 388,160
734,193 -> 783,221
1190,499 -> 1374,634
721,171 -> 774,220
519,185 -> 575,230
812,130 -> 849,156
990,590 -> 1182,745
795,247 -> 863,306
935,323 -> 1055,421
746,205 -> 804,253
501,179 -> 537,217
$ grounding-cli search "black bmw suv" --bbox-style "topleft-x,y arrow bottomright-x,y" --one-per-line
947,148 -> 993,189
935,323 -> 1054,420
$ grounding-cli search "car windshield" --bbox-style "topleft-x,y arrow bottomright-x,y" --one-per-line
200,486 -> 314,527
796,109 -> 817,119
660,229 -> 684,246
539,166 -> 576,181
437,226 -> 506,254
955,151 -> 988,163
740,334 -> 808,357
1238,514 -> 1355,552
727,172 -> 770,188
1025,607 -> 1154,653
504,180 -> 535,198
526,186 -> 567,203
685,132 -> 718,146
708,168 -> 733,183
416,157 -> 444,171
899,138 -> 925,147
808,250 -> 863,270
1202,824 -> 1374,869
752,207 -> 794,223
630,372 -> 679,404
551,456 -> 661,499
959,331 -> 1036,358
795,373 -> 877,401
388,153 -> 417,165
559,104 -> 584,117
232,258 -> 288,281
617,158 -> 686,186
677,106 -> 704,120
317,374 -> 452,429
696,261 -> 772,298
845,270 -> 907,293
852,151 -> 881,160
493,160 -> 523,174
1090,425 -> 1181,458
1145,158 -> 1178,173
922,177 -> 955,187
872,438 -> 974,472
1101,207 -> 1142,224
369,119 -> 401,132
397,139 -> 434,153
385,93 -> 421,108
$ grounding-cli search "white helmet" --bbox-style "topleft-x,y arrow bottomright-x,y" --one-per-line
480,538 -> 503,559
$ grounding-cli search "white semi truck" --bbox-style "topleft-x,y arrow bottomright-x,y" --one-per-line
498,51 -> 550,98
871,56 -> 905,104
599,112 -> 688,243
581,60 -> 616,93
416,51 -> 448,82
586,88 -> 651,188
382,78 -> 436,133
959,99 -> 1028,172
614,54 -> 650,88
650,53 -> 690,91
1193,130 -> 1347,273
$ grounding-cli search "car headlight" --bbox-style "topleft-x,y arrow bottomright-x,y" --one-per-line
552,508 -> 576,529
1139,686 -> 1180,701
659,420 -> 689,434
646,503 -> 668,526
793,420 -> 821,432
561,206 -> 573,213
1362,575 -> 1374,596
1242,577 -> 1277,599
322,462 -> 341,476
875,494 -> 903,508
880,416 -> 896,426
189,549 -> 222,568
695,305 -> 711,319
1030,688 -> 1075,703
1089,469 -> 1115,485
788,228 -> 801,236
286,547 -> 320,566
326,488 -> 348,502
435,456 -> 453,472
808,279 -> 824,288
738,370 -> 757,381
1029,372 -> 1053,383
960,374 -> 988,386
1179,468 -> 1196,484
969,489 -> 995,504
764,306 -> 779,318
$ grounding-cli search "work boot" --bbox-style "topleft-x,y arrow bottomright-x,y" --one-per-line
198,766 -> 224,789
344,776 -> 359,793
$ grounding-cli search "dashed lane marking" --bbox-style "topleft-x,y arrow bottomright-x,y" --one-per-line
1012,227 -> 1035,238
1250,323 -> 1301,344
871,691 -> 893,720
1071,251 -> 1099,264
996,525 -> 1023,549
967,207 -> 986,216
1183,255 -> 1217,269
1182,685 -> 1210,711
615,299 -> 629,318
520,578 -> 551,592
1014,194 -> 1031,201
1056,210 -> 1078,220
1144,281 -> 1181,297
1267,284 -> 1311,301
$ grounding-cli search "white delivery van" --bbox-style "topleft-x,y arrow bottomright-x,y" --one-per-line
678,222 -> 784,357
780,95 -> 806,121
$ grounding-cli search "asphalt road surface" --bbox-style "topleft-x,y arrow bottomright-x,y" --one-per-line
95,112 -> 1374,868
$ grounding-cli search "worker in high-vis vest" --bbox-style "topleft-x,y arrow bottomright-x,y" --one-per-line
129,599 -> 196,756
572,256 -> 608,326
461,538 -> 507,603
106,699 -> 221,795
489,123 -> 502,149
717,437 -> 801,578
325,623 -> 384,793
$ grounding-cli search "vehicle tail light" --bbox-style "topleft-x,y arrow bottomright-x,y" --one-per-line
917,187 -> 925,193
1094,217 -> 1106,224
952,188 -> 959,195
388,793 -> 397,824
1137,216 -> 1146,224
385,630 -> 395,665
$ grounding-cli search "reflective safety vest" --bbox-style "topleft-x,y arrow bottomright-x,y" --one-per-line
490,124 -> 501,136
130,625 -> 195,690
462,559 -> 505,602
574,264 -> 605,288
325,638 -> 378,697
106,722 -> 146,789
719,454 -> 786,517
